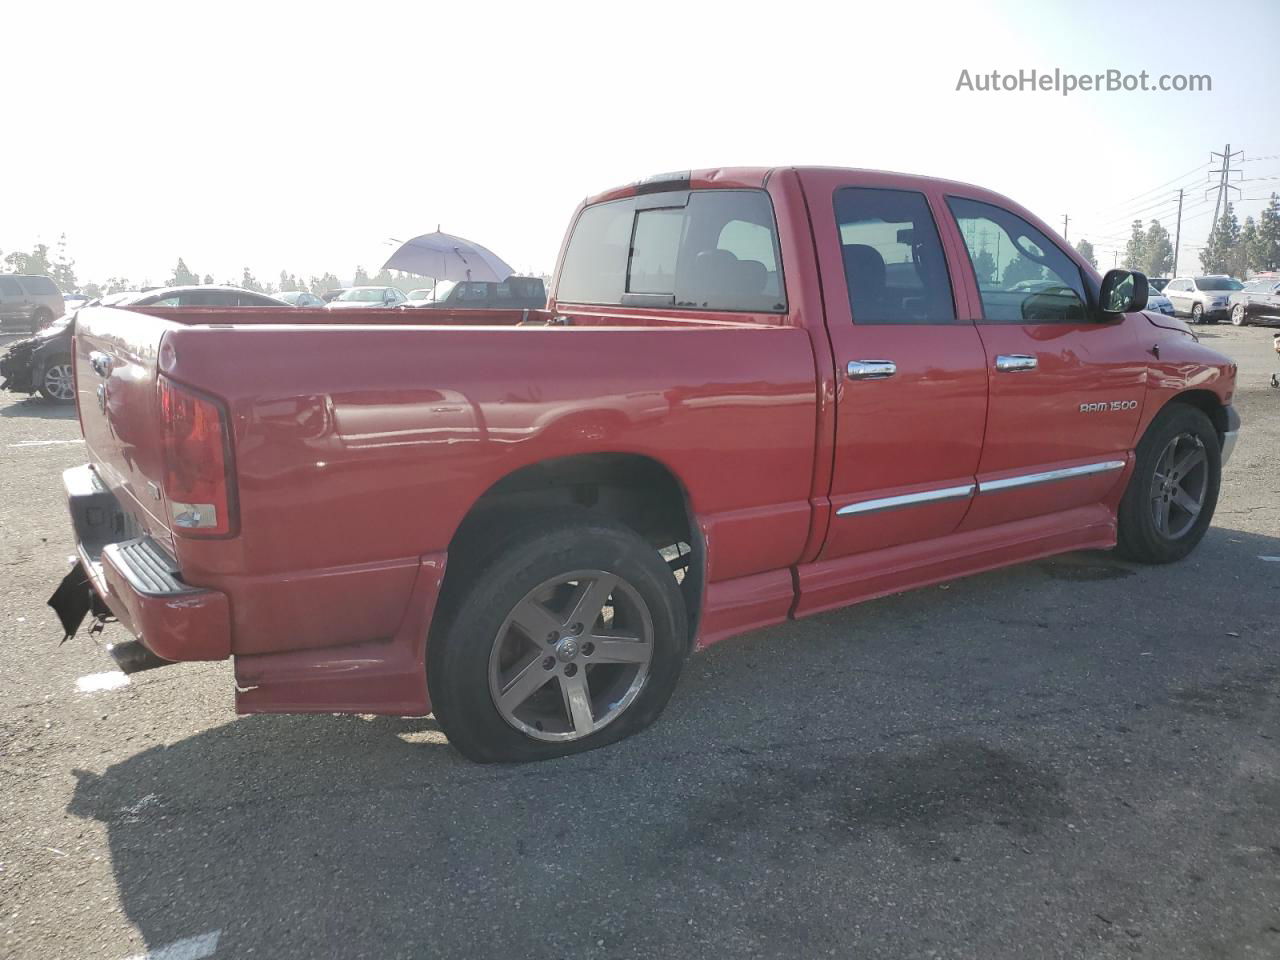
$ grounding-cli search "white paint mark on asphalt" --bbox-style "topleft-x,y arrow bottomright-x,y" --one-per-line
7,438 -> 84,447
75,671 -> 130,693
123,930 -> 221,960
1259,555 -> 1280,562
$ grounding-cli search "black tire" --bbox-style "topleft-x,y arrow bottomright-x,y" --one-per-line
428,510 -> 687,762
1190,303 -> 1203,325
1115,403 -> 1221,564
1230,304 -> 1247,327
37,354 -> 76,404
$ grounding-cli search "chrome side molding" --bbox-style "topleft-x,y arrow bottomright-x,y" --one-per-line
978,459 -> 1126,493
837,483 -> 975,516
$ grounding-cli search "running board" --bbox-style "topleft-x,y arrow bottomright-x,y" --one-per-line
793,504 -> 1116,619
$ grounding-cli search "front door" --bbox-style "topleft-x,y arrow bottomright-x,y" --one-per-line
941,195 -> 1145,530
798,172 -> 989,562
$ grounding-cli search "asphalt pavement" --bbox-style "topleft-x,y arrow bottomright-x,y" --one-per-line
0,324 -> 1276,960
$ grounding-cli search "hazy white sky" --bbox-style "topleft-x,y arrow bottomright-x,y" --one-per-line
3,0 -> 1277,285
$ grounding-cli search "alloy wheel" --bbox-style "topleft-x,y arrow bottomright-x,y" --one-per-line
1149,432 -> 1208,540
1231,304 -> 1246,326
488,569 -> 654,742
43,364 -> 75,402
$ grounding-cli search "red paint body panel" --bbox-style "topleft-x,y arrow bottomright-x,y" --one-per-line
62,166 -> 1239,717
95,544 -> 231,662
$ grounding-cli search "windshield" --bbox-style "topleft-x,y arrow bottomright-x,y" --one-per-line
431,281 -> 457,301
337,288 -> 390,302
1196,277 -> 1243,291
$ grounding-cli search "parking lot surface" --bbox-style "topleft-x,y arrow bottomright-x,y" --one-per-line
1,325 -> 1276,960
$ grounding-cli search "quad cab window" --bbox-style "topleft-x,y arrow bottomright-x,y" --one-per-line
833,187 -> 956,323
556,189 -> 786,313
948,197 -> 1088,323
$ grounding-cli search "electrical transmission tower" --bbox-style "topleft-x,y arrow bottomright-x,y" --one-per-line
1206,144 -> 1243,233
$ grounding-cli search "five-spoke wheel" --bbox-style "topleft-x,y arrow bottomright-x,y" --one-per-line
1117,403 -> 1221,564
488,570 -> 654,742
429,512 -> 686,762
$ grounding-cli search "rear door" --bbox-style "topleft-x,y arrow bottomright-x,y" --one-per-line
941,195 -> 1144,530
799,171 -> 989,560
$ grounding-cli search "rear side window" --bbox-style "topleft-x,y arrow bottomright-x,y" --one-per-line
947,197 -> 1088,323
557,189 -> 786,313
833,188 -> 955,323
18,276 -> 58,295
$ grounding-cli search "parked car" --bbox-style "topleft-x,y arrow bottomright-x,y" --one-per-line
409,277 -> 547,310
50,166 -> 1238,763
64,293 -> 91,312
277,290 -> 327,307
1144,288 -> 1175,315
1227,278 -> 1280,327
1147,277 -> 1171,293
1163,275 -> 1244,323
0,286 -> 285,403
320,288 -> 347,303
0,274 -> 64,332
405,287 -> 436,304
325,286 -> 408,309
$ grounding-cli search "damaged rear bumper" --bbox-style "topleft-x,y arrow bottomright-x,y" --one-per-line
51,465 -> 231,663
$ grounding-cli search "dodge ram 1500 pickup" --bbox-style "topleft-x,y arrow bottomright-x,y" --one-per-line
50,166 -> 1240,762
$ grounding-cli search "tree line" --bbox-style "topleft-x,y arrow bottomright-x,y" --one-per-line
1117,193 -> 1280,279
0,237 -> 432,298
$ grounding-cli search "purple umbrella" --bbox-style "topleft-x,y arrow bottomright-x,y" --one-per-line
382,229 -> 515,283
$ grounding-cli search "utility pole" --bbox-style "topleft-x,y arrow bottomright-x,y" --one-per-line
1062,214 -> 1070,242
1207,143 -> 1243,234
1172,188 -> 1184,276
1113,250 -> 1119,267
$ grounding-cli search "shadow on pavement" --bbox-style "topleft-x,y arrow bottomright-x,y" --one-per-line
65,527 -> 1280,959
0,397 -> 77,419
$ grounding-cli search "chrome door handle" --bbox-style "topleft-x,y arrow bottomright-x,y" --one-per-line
995,354 -> 1038,373
847,360 -> 896,380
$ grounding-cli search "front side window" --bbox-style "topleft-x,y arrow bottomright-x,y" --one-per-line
948,197 -> 1088,322
556,189 -> 785,313
833,188 -> 955,323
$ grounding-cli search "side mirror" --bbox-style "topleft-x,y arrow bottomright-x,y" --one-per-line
1099,269 -> 1149,315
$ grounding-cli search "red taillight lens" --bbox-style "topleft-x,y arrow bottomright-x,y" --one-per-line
158,376 -> 236,537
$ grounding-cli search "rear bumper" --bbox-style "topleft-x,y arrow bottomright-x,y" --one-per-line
62,464 -> 230,661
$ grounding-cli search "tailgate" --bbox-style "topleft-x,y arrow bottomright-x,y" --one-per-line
74,306 -> 176,550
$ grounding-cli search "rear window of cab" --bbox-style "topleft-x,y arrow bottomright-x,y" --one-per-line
556,189 -> 786,313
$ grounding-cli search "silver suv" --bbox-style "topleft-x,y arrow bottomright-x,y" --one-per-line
1163,275 -> 1244,324
0,275 -> 65,333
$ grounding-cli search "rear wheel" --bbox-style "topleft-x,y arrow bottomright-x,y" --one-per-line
30,308 -> 52,333
38,355 -> 75,403
1116,404 -> 1220,564
1190,303 -> 1204,325
1230,304 -> 1247,326
428,514 -> 687,762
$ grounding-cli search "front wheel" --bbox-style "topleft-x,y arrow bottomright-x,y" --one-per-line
1230,304 -> 1247,326
1115,404 -> 1221,564
1190,303 -> 1204,325
38,355 -> 76,403
429,514 -> 687,762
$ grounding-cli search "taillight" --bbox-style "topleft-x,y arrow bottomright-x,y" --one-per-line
158,376 -> 237,537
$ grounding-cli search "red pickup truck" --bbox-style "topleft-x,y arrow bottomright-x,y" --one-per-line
51,167 -> 1239,762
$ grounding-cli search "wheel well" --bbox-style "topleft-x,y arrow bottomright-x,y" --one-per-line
442,454 -> 703,644
1165,389 -> 1227,440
